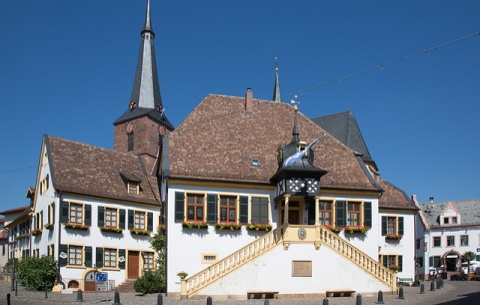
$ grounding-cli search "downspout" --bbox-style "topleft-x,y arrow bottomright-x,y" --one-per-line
57,192 -> 62,284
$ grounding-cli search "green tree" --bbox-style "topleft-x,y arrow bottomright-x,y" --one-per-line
134,225 -> 166,294
16,256 -> 59,291
463,251 -> 476,274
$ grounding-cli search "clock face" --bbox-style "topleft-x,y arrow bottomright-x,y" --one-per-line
126,122 -> 134,134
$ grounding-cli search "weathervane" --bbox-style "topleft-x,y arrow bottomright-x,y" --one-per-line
290,95 -> 300,111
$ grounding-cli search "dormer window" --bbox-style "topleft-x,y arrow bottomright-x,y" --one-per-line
128,182 -> 139,195
250,158 -> 260,167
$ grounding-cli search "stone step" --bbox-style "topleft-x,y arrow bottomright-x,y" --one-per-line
115,279 -> 136,292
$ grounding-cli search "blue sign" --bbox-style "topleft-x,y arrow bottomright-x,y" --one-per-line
96,272 -> 108,282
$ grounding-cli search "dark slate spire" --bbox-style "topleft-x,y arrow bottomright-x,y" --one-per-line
114,0 -> 174,130
272,57 -> 282,103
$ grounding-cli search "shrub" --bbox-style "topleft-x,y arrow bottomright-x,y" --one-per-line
16,256 -> 59,291
134,271 -> 163,295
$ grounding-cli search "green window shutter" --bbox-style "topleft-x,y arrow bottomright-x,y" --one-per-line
52,203 -> 55,223
119,209 -> 126,229
175,192 -> 185,223
119,249 -> 126,269
381,216 -> 387,236
335,200 -> 346,227
147,212 -> 153,231
60,200 -> 69,223
364,201 -> 372,228
383,255 -> 388,267
96,247 -> 104,268
398,217 -> 404,235
206,194 -> 217,223
429,256 -> 433,267
259,197 -> 269,224
85,246 -> 92,268
98,206 -> 105,227
398,255 -> 403,271
128,210 -> 134,229
239,196 -> 249,224
251,197 -> 260,223
59,244 -> 68,267
84,204 -> 91,226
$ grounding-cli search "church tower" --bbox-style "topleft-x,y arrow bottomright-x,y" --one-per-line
113,0 -> 173,173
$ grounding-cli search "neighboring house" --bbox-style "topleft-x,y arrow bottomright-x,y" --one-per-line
415,197 -> 480,279
0,206 -> 32,262
0,218 -> 9,271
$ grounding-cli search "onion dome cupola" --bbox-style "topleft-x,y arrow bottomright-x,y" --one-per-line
271,105 -> 327,198
114,0 -> 174,131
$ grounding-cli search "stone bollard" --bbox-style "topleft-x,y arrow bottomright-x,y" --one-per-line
264,298 -> 269,305
323,297 -> 329,305
113,290 -> 122,305
398,287 -> 405,299
45,283 -> 48,299
420,283 -> 425,294
15,281 -> 17,297
430,280 -> 435,291
440,277 -> 445,288
76,289 -> 84,302
157,293 -> 163,305
436,278 -> 441,290
7,293 -> 11,305
356,294 -> 362,305
376,290 -> 384,304
207,296 -> 213,305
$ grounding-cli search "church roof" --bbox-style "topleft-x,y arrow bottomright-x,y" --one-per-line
311,111 -> 373,163
168,94 -> 379,192
45,135 -> 161,205
114,0 -> 173,130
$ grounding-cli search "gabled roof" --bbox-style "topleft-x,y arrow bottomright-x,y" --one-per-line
311,111 -> 373,163
169,94 -> 379,192
420,199 -> 480,228
45,135 -> 161,205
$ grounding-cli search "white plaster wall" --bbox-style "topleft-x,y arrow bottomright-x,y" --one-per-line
199,243 -> 391,297
378,211 -> 416,279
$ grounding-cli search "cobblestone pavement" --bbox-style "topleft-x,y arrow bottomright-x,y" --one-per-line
0,280 -> 479,305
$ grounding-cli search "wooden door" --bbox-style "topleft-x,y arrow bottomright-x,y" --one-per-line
280,209 -> 301,225
84,271 -> 96,291
128,251 -> 140,279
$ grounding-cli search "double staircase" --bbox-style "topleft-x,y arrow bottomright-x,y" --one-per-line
182,224 -> 396,298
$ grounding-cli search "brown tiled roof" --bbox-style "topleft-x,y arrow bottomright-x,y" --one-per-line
169,94 -> 378,191
376,178 -> 417,211
0,206 -> 30,215
46,136 -> 161,205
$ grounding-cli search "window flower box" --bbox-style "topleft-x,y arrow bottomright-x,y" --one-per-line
15,233 -> 28,241
324,225 -> 341,233
389,265 -> 400,272
44,223 -> 54,230
31,228 -> 42,236
130,229 -> 151,235
344,226 -> 369,234
215,223 -> 242,230
181,221 -> 208,229
100,226 -> 123,233
386,234 -> 403,241
63,223 -> 90,230
247,223 -> 272,231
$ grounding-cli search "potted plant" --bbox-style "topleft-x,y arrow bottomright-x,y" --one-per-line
345,226 -> 369,234
389,265 -> 400,273
324,225 -> 341,233
177,271 -> 188,280
44,223 -> 54,230
181,221 -> 209,229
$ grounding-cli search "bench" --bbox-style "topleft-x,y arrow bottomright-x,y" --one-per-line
247,291 -> 279,299
326,290 -> 355,297
398,277 -> 414,286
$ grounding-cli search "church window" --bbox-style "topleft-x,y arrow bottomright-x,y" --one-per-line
127,133 -> 134,151
186,194 -> 205,221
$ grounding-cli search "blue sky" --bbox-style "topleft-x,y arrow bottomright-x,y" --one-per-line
0,0 -> 479,211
